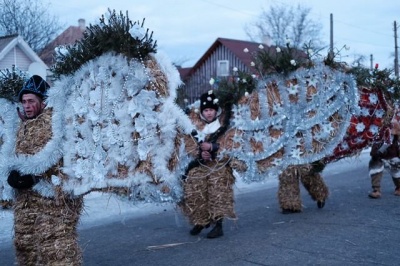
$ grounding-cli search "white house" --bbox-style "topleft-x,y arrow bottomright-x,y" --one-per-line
0,34 -> 49,79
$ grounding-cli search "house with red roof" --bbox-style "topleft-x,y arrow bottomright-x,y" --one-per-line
178,37 -> 268,103
39,19 -> 86,68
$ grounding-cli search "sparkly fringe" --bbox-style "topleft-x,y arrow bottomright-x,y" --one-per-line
233,80 -> 345,170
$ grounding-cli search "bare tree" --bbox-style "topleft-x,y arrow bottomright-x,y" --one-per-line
0,0 -> 63,53
245,4 -> 324,50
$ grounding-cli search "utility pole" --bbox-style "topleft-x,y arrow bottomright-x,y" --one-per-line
395,20 -> 399,77
370,54 -> 373,71
329,14 -> 334,60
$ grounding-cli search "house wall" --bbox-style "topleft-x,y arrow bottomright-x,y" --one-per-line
0,46 -> 32,71
183,45 -> 250,103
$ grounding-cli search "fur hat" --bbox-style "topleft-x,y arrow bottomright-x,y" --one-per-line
200,90 -> 219,113
18,75 -> 50,102
7,170 -> 36,189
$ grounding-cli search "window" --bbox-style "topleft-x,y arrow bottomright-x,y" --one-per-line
216,60 -> 229,77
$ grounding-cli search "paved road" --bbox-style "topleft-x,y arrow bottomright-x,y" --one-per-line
2,152 -> 400,265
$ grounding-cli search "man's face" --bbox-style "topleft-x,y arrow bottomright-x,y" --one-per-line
21,94 -> 45,119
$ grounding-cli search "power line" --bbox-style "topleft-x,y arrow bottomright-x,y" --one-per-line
198,0 -> 261,17
335,19 -> 393,38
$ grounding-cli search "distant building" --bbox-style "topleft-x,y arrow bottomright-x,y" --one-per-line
178,37 -> 266,103
39,19 -> 86,67
0,34 -> 48,79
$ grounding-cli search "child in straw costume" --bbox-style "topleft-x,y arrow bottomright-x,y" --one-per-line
180,90 -> 237,239
7,75 -> 83,265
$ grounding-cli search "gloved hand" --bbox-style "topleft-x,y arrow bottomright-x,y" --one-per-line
7,170 -> 36,189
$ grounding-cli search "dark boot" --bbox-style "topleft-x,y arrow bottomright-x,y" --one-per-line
317,200 -> 325,208
281,208 -> 301,214
207,219 -> 223,239
190,225 -> 204,235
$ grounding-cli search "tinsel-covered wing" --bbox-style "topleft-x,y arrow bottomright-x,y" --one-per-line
226,64 -> 359,182
0,99 -> 19,201
59,52 -> 194,202
325,87 -> 393,162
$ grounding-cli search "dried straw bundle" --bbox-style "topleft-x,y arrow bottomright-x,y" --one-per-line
144,56 -> 169,97
180,161 -> 235,226
278,164 -> 329,210
15,108 -> 53,155
13,107 -> 84,265
14,189 -> 83,265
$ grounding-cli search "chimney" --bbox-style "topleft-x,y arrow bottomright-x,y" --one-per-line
78,19 -> 86,31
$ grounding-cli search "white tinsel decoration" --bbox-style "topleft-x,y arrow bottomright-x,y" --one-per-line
57,52 -> 191,203
227,63 -> 359,182
0,99 -> 19,200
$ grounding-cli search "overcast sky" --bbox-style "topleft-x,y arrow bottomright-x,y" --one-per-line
48,0 -> 399,69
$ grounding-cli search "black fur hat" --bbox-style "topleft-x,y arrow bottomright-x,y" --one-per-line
18,75 -> 50,101
200,90 -> 219,113
7,170 -> 35,189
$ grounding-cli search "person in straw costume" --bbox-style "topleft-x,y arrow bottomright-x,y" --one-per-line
277,161 -> 329,213
368,114 -> 400,199
180,90 -> 237,239
7,75 -> 83,265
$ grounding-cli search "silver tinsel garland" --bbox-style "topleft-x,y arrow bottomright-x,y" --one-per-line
227,63 -> 359,182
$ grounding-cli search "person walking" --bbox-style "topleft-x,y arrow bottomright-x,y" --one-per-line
7,75 -> 83,265
278,161 -> 329,213
368,117 -> 400,199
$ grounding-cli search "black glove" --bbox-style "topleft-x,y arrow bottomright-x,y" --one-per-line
7,170 -> 36,189
311,160 -> 326,174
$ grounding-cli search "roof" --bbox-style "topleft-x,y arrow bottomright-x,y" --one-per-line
0,34 -> 19,51
39,19 -> 86,66
177,67 -> 192,81
218,38 -> 264,67
183,37 -> 271,79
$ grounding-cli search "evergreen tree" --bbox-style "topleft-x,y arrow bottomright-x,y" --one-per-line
0,66 -> 29,102
52,9 -> 157,78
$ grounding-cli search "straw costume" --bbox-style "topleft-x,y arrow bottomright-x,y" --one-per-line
278,162 -> 329,213
8,75 -> 83,265
180,90 -> 236,239
368,117 -> 400,199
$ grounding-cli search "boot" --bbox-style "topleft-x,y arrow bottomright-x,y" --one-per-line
368,172 -> 383,199
281,208 -> 301,214
368,189 -> 381,199
190,223 -> 210,235
392,178 -> 400,196
190,225 -> 204,235
207,219 -> 223,239
317,200 -> 325,208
